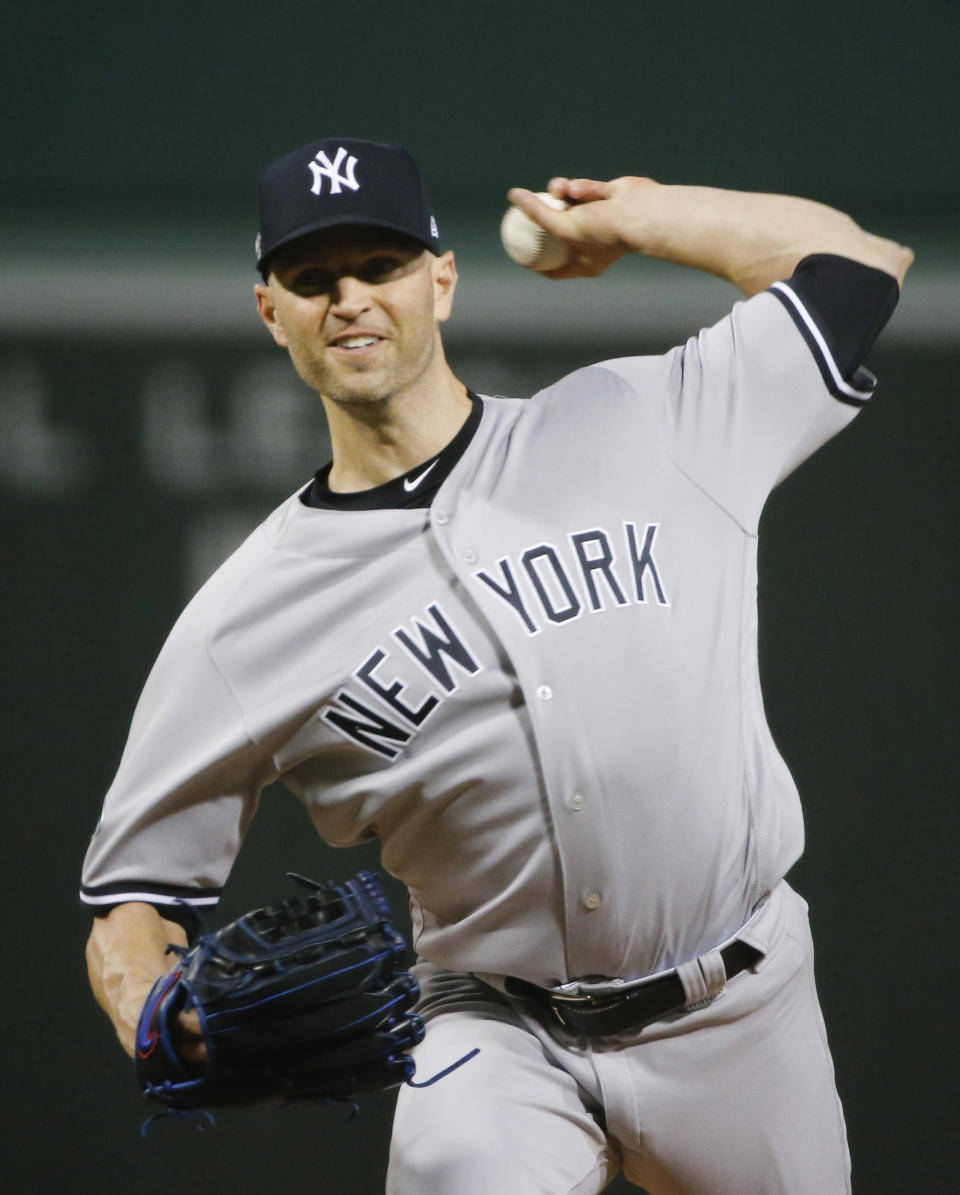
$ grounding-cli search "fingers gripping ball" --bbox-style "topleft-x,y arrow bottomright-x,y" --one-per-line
135,871 -> 427,1119
500,192 -> 570,272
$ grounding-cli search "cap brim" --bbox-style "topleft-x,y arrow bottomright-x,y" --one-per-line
257,215 -> 440,273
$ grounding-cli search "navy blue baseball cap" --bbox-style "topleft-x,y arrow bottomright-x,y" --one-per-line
255,137 -> 442,276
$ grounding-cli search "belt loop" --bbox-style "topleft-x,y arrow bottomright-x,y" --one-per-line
676,947 -> 726,1005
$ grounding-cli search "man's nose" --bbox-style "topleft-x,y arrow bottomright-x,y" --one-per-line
330,273 -> 372,311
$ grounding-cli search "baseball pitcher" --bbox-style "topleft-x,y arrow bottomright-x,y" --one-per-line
82,137 -> 912,1193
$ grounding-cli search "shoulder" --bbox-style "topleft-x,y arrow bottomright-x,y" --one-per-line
161,486 -> 307,654
494,355 -> 675,413
508,356 -> 680,438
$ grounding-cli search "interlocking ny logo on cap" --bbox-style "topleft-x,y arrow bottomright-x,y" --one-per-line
308,147 -> 360,196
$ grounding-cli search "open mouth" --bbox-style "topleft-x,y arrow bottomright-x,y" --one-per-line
331,335 -> 383,351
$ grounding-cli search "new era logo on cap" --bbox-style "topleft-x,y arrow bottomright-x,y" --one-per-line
255,137 -> 441,275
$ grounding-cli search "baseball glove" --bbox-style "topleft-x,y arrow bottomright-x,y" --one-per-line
135,871 -> 426,1121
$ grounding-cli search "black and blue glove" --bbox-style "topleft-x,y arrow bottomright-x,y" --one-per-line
135,871 -> 424,1119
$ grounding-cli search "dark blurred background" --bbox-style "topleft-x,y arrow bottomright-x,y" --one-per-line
3,2 -> 957,1192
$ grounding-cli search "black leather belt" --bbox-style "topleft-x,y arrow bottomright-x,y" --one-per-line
504,940 -> 763,1038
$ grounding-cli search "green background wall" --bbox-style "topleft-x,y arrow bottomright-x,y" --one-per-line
3,2 -> 957,1192
4,0 -> 960,221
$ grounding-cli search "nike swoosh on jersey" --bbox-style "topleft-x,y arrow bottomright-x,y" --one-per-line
403,460 -> 439,491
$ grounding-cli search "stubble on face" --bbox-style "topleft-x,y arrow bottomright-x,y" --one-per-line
290,309 -> 440,411
267,232 -> 444,410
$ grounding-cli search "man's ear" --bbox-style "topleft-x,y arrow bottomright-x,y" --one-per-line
432,251 -> 458,324
254,282 -> 290,347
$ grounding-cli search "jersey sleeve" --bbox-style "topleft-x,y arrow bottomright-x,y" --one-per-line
602,254 -> 900,532
80,589 -> 280,933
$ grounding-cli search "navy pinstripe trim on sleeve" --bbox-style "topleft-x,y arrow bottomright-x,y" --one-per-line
769,281 -> 876,407
80,880 -> 222,909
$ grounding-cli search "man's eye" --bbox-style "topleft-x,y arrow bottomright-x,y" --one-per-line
361,257 -> 402,281
291,269 -> 334,293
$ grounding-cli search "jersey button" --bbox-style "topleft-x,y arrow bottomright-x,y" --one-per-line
583,892 -> 602,911
463,549 -> 477,564
536,684 -> 553,701
567,792 -> 585,811
433,510 -> 449,525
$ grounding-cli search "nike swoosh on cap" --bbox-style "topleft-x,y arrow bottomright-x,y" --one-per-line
403,460 -> 440,492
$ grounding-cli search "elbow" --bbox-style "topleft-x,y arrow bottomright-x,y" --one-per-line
879,239 -> 915,289
841,221 -> 915,289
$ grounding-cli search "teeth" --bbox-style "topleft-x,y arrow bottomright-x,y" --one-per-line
337,336 -> 379,348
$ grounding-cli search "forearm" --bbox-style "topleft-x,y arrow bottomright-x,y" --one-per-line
86,902 -> 187,1057
619,183 -> 914,295
509,177 -> 914,294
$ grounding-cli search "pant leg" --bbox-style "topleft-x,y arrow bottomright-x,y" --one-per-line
387,968 -> 619,1195
602,885 -> 850,1195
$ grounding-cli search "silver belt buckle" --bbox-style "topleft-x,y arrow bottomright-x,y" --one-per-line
551,975 -> 629,1003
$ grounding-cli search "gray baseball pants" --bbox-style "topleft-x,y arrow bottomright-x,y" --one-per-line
387,882 -> 850,1194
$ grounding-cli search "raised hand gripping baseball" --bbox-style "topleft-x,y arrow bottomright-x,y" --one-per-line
506,175 -> 913,293
505,177 -> 651,280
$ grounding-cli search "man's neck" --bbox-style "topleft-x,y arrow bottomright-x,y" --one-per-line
322,368 -> 472,494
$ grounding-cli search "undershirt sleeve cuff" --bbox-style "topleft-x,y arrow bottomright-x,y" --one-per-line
769,254 -> 900,408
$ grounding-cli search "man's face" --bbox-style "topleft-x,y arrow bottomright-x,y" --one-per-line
254,227 -> 457,407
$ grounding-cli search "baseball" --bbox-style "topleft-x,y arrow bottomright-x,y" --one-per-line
500,191 -> 570,271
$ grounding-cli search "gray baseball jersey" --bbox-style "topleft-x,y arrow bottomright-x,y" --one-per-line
82,266 -> 892,988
